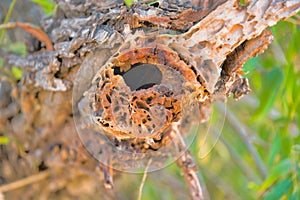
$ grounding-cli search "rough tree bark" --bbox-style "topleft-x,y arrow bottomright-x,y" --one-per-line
0,0 -> 299,199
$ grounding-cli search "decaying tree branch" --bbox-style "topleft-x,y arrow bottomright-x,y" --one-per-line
1,0 -> 299,199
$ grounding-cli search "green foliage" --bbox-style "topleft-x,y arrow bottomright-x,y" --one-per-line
124,0 -> 135,8
11,66 -> 23,80
263,179 -> 293,200
6,42 -> 27,56
251,67 -> 284,121
31,0 -> 57,15
258,159 -> 292,193
239,0 -> 250,6
0,42 -> 25,81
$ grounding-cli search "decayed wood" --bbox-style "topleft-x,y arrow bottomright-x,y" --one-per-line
0,0 -> 299,199
180,0 -> 300,92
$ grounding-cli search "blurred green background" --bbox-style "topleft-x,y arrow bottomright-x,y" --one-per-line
1,1 -> 299,199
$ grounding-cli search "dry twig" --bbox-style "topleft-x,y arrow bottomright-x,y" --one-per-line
172,123 -> 205,200
0,171 -> 50,193
137,158 -> 152,200
0,22 -> 53,51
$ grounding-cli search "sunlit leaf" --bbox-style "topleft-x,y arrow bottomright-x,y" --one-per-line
124,0 -> 135,7
31,0 -> 56,15
258,159 -> 292,193
263,179 -> 292,200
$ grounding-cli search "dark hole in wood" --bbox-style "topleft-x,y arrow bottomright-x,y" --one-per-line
114,63 -> 162,91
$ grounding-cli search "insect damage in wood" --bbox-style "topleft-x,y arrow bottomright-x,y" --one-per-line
1,0 -> 300,199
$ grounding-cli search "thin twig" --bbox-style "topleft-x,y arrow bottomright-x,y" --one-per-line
217,104 -> 268,179
0,171 -> 50,193
172,122 -> 205,200
137,158 -> 152,200
0,22 -> 54,51
100,155 -> 114,189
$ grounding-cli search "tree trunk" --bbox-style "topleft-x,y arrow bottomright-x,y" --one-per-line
0,0 -> 299,199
